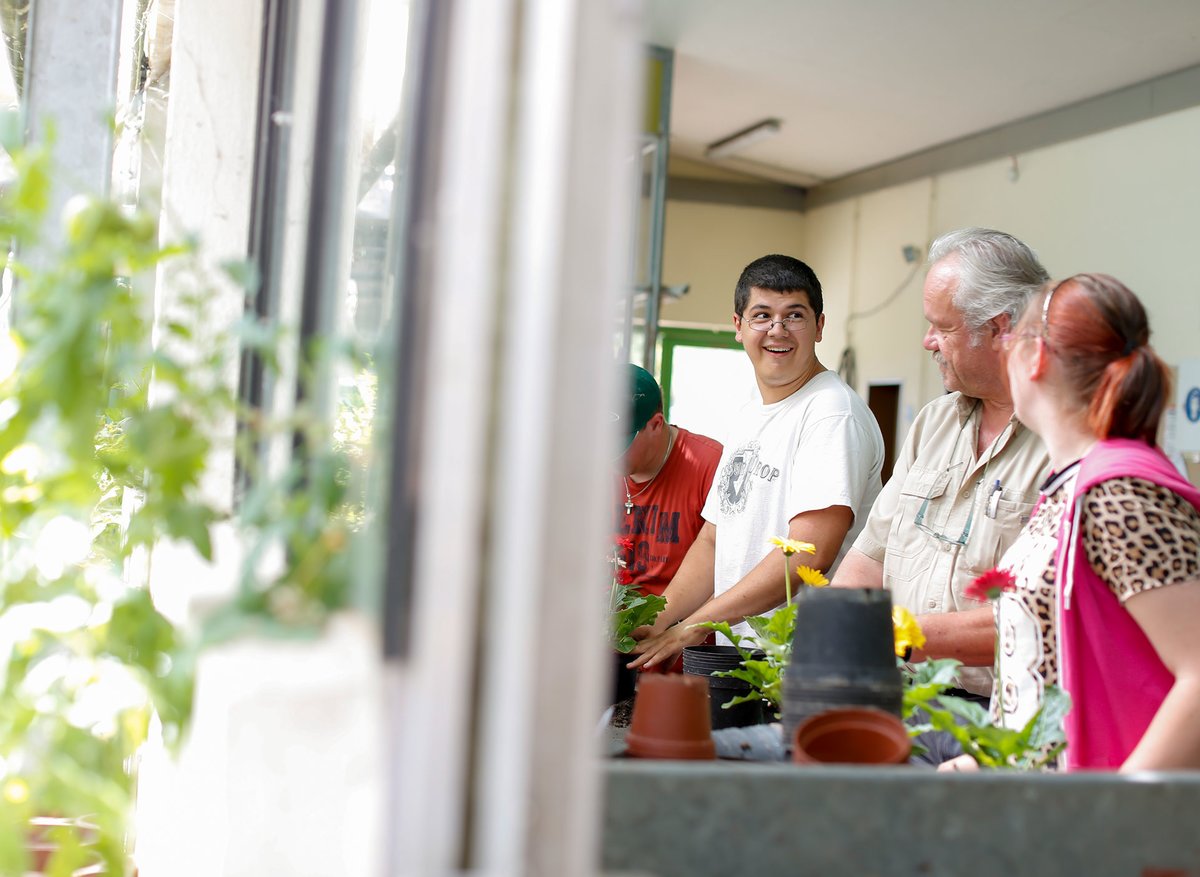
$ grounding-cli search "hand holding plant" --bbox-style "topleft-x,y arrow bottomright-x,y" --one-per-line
609,536 -> 665,653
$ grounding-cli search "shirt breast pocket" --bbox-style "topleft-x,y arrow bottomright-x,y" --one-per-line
889,465 -> 951,555
961,490 -> 1036,577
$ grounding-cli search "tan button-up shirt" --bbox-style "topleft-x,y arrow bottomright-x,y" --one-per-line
853,392 -> 1051,695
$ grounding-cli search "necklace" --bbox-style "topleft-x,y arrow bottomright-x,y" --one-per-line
623,427 -> 675,515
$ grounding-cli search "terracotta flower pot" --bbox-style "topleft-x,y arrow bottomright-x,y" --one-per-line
625,673 -> 715,760
791,706 -> 912,766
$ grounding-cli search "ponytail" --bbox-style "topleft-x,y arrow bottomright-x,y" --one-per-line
1087,346 -> 1171,443
1046,274 -> 1171,445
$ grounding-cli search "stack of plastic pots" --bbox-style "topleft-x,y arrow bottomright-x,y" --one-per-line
625,673 -> 716,760
682,644 -> 768,730
781,587 -> 902,749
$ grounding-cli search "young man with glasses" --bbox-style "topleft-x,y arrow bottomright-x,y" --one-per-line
629,254 -> 885,670
831,228 -> 1052,714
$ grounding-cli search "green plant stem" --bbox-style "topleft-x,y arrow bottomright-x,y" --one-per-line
783,551 -> 792,607
994,638 -> 1004,725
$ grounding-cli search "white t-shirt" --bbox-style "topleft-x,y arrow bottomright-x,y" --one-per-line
702,369 -> 884,639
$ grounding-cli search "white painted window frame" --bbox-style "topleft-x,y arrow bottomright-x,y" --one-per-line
387,0 -> 643,874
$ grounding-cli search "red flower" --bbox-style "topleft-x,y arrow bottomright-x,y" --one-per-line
615,536 -> 633,552
964,567 -> 1016,602
616,568 -> 633,586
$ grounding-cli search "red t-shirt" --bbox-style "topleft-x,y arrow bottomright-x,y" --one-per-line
615,427 -> 723,597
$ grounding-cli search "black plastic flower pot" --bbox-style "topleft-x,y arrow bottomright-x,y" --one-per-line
781,587 -> 902,746
612,650 -> 639,705
683,645 -> 768,730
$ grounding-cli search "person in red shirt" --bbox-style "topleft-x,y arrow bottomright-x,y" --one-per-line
616,365 -> 722,598
611,365 -> 721,696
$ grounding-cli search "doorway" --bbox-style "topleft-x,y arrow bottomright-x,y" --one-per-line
867,382 -> 900,483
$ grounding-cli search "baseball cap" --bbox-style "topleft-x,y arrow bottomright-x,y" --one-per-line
616,364 -> 662,451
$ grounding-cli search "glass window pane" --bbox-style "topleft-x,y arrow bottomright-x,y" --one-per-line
665,344 -> 756,446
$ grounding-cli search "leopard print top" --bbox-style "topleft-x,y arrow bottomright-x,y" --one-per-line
993,474 -> 1200,732
1082,477 -> 1200,601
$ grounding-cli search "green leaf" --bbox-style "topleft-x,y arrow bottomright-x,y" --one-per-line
610,584 -> 666,651
695,620 -> 742,647
698,610 -> 791,711
1026,685 -> 1071,750
103,589 -> 176,673
935,694 -> 990,727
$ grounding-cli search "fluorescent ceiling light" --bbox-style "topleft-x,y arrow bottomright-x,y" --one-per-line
705,118 -> 781,160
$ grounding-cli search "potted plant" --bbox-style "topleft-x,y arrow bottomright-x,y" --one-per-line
685,538 -> 1069,767
694,536 -> 826,719
607,535 -> 665,706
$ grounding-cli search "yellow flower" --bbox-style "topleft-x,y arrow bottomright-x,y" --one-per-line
769,536 -> 817,557
3,777 -> 29,804
892,606 -> 926,658
794,565 -> 828,587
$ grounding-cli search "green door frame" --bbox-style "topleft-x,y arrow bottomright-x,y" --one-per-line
658,325 -> 742,415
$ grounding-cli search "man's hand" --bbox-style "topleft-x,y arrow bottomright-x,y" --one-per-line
910,607 -> 996,666
936,754 -> 980,773
629,624 -> 657,642
626,622 -> 708,671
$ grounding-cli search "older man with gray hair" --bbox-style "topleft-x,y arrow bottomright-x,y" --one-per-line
832,228 -> 1051,709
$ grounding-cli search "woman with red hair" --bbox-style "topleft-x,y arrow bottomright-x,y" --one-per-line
985,274 -> 1200,771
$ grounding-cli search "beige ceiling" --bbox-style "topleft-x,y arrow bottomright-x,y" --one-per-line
644,0 -> 1200,188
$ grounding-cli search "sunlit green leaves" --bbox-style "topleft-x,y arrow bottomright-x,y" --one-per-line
0,144 -> 221,875
0,139 -> 371,876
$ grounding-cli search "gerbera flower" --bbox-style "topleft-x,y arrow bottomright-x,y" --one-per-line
769,536 -> 817,557
892,606 -> 926,658
964,567 -> 1016,602
794,565 -> 829,587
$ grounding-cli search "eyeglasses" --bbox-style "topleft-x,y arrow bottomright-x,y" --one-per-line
997,331 -> 1039,351
913,403 -> 999,548
1041,280 -> 1061,336
998,280 -> 1065,353
913,463 -> 983,547
743,314 -> 809,332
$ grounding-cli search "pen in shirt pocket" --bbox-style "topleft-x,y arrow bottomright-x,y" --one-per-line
985,479 -> 1002,518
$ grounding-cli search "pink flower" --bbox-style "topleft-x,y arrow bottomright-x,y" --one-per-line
964,568 -> 1016,602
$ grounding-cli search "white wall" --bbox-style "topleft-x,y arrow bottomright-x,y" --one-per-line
822,105 -> 1200,436
658,199 -> 806,327
931,106 -> 1200,372
663,104 -> 1200,444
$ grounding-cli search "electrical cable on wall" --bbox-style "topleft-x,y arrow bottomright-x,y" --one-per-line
837,245 -> 922,387
838,346 -> 857,389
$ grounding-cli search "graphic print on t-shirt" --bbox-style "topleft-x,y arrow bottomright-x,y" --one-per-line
619,503 -> 682,577
717,440 -> 780,517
